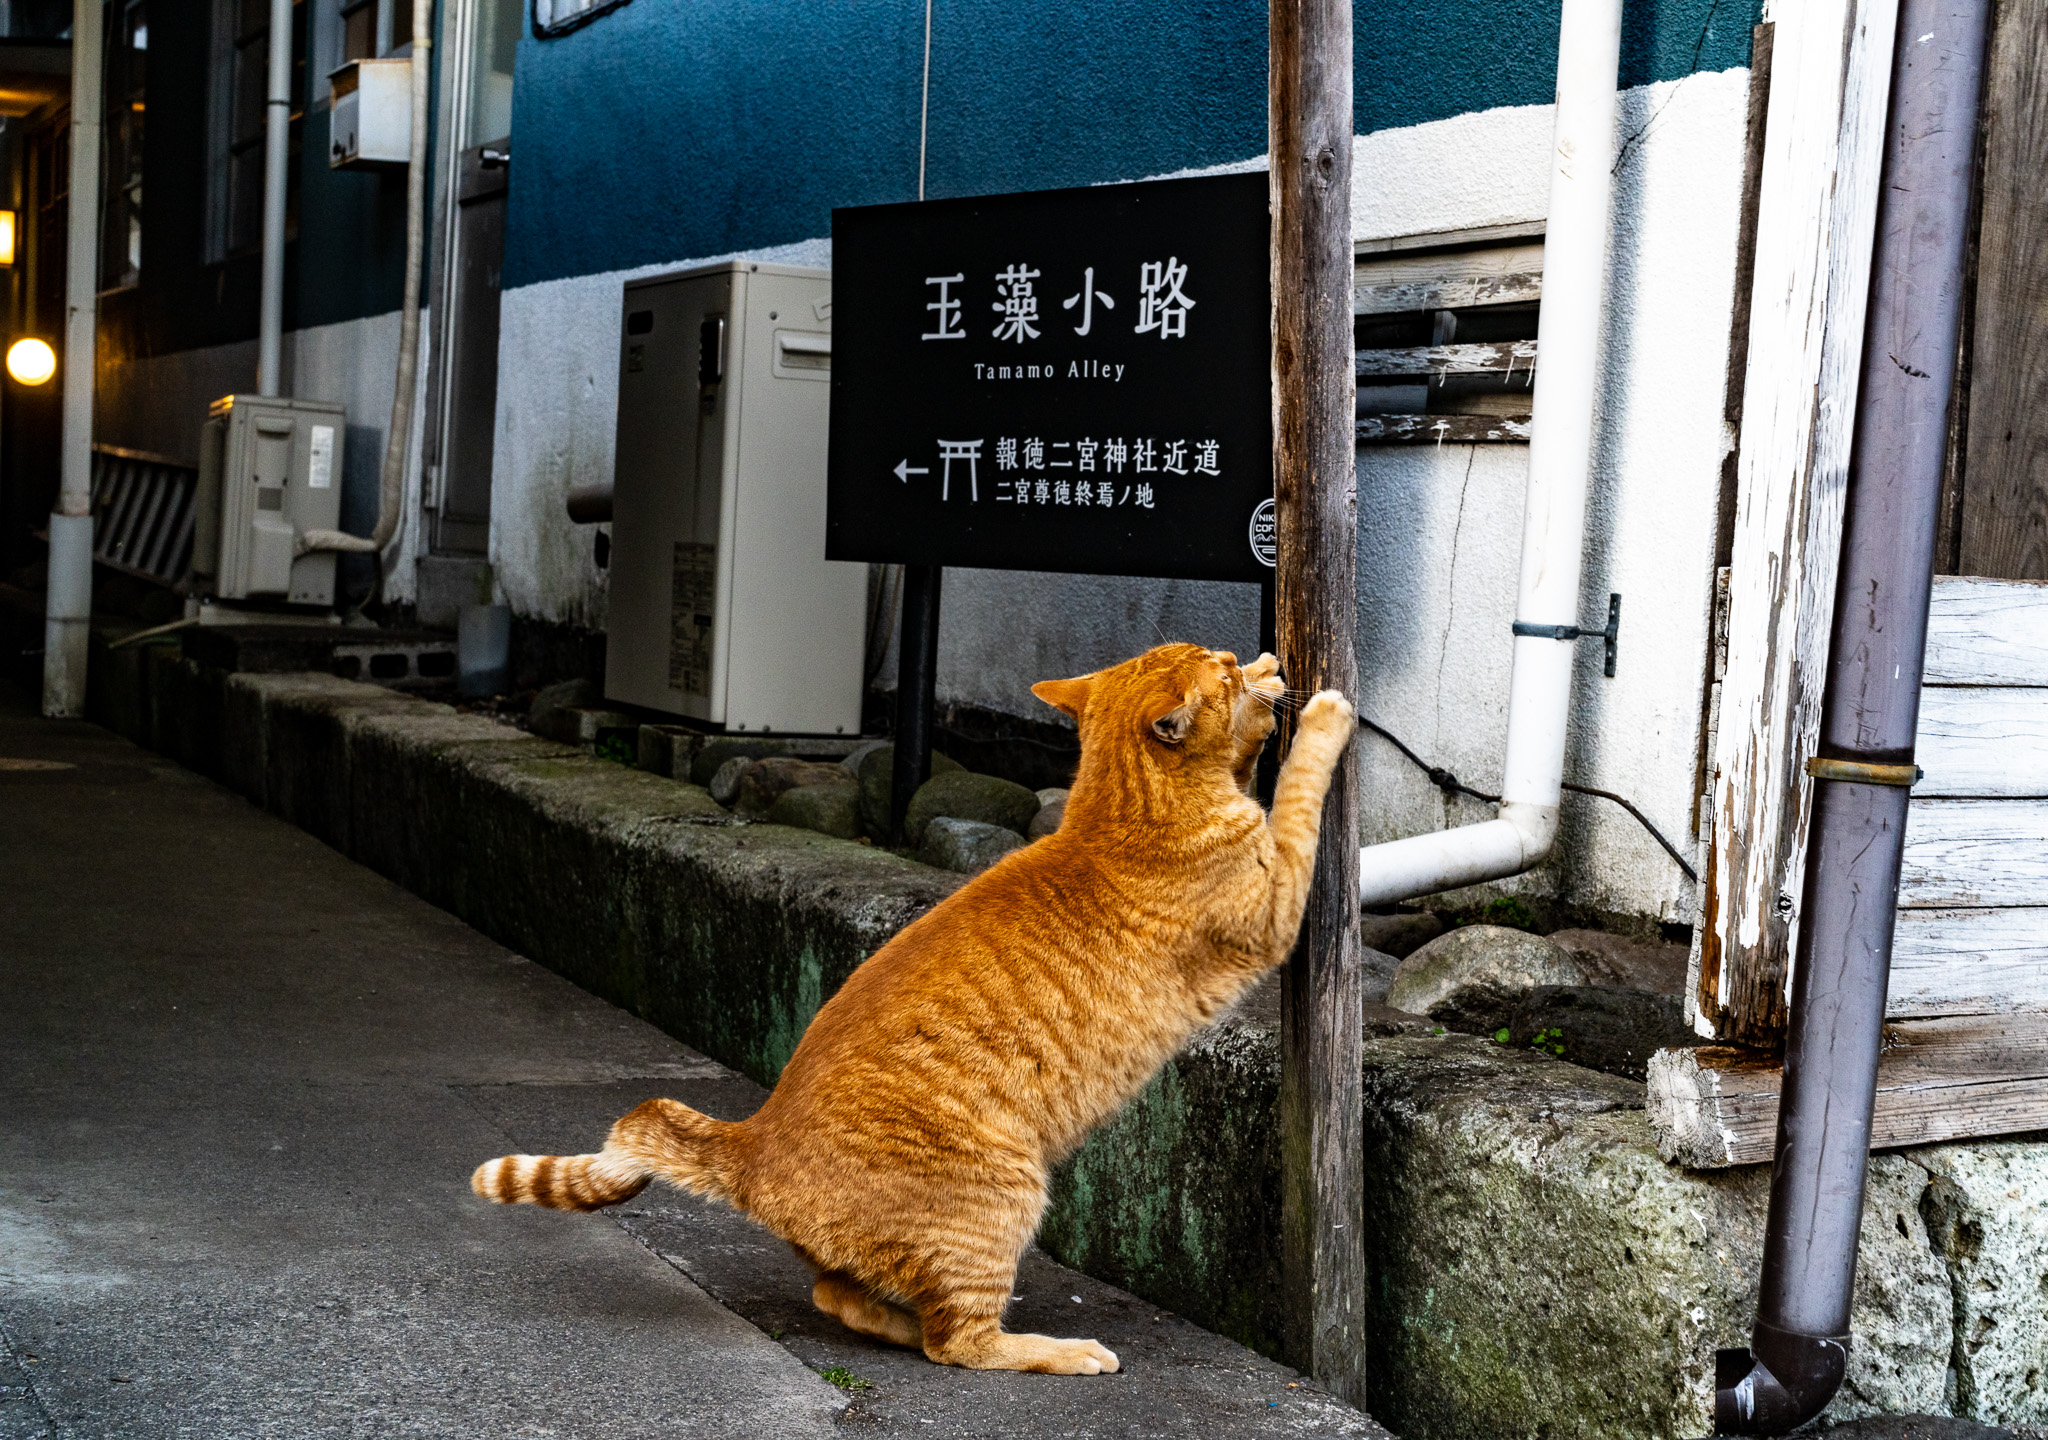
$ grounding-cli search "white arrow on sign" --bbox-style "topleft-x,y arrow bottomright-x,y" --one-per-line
894,459 -> 929,482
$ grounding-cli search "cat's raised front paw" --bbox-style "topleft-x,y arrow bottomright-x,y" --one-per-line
1301,689 -> 1356,736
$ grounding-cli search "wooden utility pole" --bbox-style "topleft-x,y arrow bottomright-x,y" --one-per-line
1271,0 -> 1365,1408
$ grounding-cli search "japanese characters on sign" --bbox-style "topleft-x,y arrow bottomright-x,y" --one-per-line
827,173 -> 1271,584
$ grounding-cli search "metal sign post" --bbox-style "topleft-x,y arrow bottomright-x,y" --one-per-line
1271,0 -> 1365,1407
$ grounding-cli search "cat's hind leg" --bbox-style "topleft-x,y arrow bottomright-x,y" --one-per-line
812,1271 -> 922,1349
916,1272 -> 1119,1375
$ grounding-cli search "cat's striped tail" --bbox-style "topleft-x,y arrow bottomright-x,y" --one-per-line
470,1098 -> 743,1212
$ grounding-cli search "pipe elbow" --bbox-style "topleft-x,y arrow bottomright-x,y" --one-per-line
1714,1323 -> 1847,1435
1498,799 -> 1559,868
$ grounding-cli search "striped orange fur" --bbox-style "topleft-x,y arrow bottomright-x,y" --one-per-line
472,644 -> 1356,1376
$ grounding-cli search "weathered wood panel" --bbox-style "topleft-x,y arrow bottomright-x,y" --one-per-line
1354,414 -> 1531,445
1901,798 -> 2048,907
1649,1012 -> 2048,1167
1958,0 -> 2048,582
1354,272 -> 1542,317
1353,237 -> 1543,280
1889,907 -> 2048,1015
1701,0 -> 1901,1045
1924,575 -> 2048,684
1915,686 -> 2048,797
1353,341 -> 1539,380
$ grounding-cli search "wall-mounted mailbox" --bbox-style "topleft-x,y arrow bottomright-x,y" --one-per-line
329,59 -> 411,169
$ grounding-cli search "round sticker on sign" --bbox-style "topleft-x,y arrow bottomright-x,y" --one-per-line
1248,498 -> 1277,568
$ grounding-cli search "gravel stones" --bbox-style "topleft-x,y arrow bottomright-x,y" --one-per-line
1499,986 -> 1698,1080
855,744 -> 964,840
1359,910 -> 1446,959
708,756 -> 752,807
767,781 -> 862,840
1386,924 -> 1586,1021
1360,946 -> 1402,1006
736,757 -> 851,817
1547,926 -> 1689,995
903,771 -> 1039,848
917,817 -> 1027,875
1028,787 -> 1069,840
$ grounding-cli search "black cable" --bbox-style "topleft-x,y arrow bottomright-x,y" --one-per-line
1357,714 -> 1698,884
935,722 -> 1080,756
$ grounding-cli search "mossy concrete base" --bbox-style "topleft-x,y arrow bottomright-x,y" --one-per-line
85,635 -> 2048,1439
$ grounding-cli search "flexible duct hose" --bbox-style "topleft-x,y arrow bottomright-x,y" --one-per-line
299,0 -> 433,571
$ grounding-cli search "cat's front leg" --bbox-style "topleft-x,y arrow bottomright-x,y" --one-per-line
1255,689 -> 1357,957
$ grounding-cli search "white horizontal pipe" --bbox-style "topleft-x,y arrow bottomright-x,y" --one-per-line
1358,0 -> 1620,905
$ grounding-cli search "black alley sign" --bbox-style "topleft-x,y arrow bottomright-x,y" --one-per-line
826,172 -> 1273,584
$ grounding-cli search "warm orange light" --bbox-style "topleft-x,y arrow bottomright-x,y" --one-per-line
7,338 -> 55,386
0,211 -> 15,267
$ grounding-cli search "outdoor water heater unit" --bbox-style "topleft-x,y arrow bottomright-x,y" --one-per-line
192,394 -> 348,607
605,261 -> 864,733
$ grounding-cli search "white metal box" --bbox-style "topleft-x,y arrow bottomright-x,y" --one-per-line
192,395 -> 347,606
605,261 -> 864,733
328,59 -> 411,169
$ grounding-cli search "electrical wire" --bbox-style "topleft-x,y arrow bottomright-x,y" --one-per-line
1357,714 -> 1698,883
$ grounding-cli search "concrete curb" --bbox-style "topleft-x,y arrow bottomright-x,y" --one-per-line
86,639 -> 2048,1439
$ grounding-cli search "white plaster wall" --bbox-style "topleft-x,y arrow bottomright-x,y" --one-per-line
488,68 -> 1750,921
1354,70 -> 1751,924
489,238 -> 830,630
93,310 -> 430,601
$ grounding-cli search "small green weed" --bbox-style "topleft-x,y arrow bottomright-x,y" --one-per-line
1478,897 -> 1539,932
594,733 -> 635,765
818,1366 -> 876,1394
767,1328 -> 785,1341
1493,1027 -> 1512,1044
1529,1026 -> 1566,1057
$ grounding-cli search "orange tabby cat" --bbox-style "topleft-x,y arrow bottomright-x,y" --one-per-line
472,644 -> 1355,1375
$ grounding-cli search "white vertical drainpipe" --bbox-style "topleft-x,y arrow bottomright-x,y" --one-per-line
256,0 -> 292,398
297,0 -> 433,565
40,0 -> 106,717
1357,0 -> 1622,906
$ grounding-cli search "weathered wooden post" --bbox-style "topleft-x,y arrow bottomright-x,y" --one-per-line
1270,0 -> 1365,1407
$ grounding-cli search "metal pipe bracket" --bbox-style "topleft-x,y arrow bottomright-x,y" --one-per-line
1512,591 -> 1621,677
1804,756 -> 1922,787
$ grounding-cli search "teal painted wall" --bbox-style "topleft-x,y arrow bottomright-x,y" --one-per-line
103,0 -> 1759,350
503,0 -> 1760,291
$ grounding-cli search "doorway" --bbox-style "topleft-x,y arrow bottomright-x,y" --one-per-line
426,0 -> 517,556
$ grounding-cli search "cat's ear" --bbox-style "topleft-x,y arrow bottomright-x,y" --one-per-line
1031,674 -> 1093,719
1149,696 -> 1196,746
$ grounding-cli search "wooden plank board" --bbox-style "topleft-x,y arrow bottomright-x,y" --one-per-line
1648,1011 -> 2048,1167
1888,907 -> 2048,1016
1701,0 -> 1901,1046
1924,575 -> 2048,684
1355,413 -> 1531,445
1916,685 -> 2048,796
1902,798 -> 2048,907
1958,0 -> 2048,582
1354,272 -> 1542,316
1353,340 -> 1539,379
1354,229 -> 1545,261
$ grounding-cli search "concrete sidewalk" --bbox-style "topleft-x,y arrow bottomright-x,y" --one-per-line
0,686 -> 1381,1438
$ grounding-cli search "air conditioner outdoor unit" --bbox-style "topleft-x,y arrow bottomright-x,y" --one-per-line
191,395 -> 347,607
604,261 -> 864,734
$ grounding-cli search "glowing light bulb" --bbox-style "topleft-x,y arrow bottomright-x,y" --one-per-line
7,338 -> 55,386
